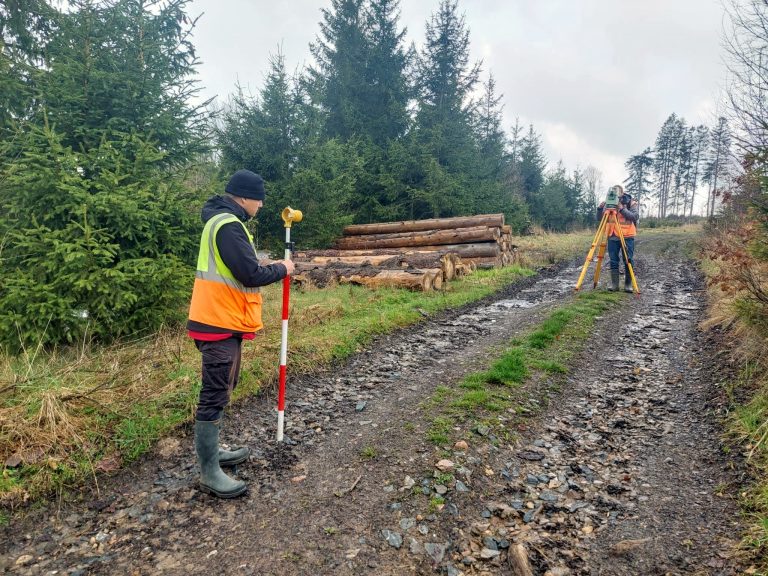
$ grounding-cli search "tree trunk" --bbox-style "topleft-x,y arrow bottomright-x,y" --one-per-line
334,226 -> 501,250
463,256 -> 503,269
296,243 -> 504,259
295,253 -> 460,281
299,255 -> 400,266
339,269 -> 442,291
295,248 -> 413,258
343,214 -> 505,236
293,266 -> 442,291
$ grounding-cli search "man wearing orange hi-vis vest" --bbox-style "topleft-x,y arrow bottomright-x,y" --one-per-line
187,169 -> 295,498
597,184 -> 639,292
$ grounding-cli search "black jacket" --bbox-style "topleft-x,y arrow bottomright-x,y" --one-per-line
199,195 -> 287,286
187,195 -> 287,334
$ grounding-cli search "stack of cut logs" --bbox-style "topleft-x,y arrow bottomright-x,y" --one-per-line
291,214 -> 516,292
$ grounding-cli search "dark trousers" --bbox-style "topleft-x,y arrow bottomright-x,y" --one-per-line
608,236 -> 634,272
195,337 -> 242,422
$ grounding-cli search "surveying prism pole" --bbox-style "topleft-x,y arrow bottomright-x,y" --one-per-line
277,206 -> 303,442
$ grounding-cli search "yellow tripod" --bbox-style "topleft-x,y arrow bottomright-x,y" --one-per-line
574,208 -> 640,294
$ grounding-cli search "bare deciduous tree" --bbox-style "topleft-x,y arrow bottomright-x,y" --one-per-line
725,0 -> 768,160
582,165 -> 602,219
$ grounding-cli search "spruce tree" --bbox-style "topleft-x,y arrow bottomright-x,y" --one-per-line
686,125 -> 709,216
473,74 -> 505,178
0,0 -> 209,351
624,148 -> 653,213
0,0 -> 55,138
39,0 -> 209,165
310,0 -> 369,141
218,51 -> 299,183
582,165 -> 603,219
704,116 -> 733,217
363,0 -> 412,144
471,74 -> 506,214
519,124 -> 547,219
537,162 -> 572,231
414,0 -> 480,181
500,118 -> 532,231
672,121 -> 691,216
653,114 -> 684,217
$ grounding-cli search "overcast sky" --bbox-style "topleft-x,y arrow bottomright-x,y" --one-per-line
187,0 -> 730,210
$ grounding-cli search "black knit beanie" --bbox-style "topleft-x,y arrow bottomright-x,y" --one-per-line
225,169 -> 266,200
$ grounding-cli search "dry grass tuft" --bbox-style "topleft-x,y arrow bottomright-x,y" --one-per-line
515,229 -> 594,267
699,220 -> 768,569
0,235 -> 585,507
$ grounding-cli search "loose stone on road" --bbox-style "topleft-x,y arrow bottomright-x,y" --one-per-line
0,234 -> 743,575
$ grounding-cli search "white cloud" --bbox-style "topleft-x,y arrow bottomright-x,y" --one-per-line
188,0 -> 730,193
539,122 -> 626,188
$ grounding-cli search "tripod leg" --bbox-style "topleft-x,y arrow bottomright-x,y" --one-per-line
613,215 -> 640,294
575,214 -> 609,291
593,231 -> 608,288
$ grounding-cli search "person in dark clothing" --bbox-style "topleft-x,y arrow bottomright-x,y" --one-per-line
597,184 -> 639,292
187,169 -> 295,498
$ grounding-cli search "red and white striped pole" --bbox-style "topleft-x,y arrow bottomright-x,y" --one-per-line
277,207 -> 302,442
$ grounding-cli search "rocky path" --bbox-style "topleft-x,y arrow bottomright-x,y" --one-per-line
1,233 -> 743,575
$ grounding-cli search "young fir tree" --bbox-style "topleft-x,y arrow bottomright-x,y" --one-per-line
0,0 -> 207,351
0,121 -> 198,351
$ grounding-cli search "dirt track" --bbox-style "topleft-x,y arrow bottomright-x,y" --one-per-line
0,232 -> 744,575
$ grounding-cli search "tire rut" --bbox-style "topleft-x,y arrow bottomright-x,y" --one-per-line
0,236 -> 744,576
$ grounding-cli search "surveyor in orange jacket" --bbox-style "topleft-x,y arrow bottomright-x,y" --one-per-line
187,169 -> 295,498
597,184 -> 639,292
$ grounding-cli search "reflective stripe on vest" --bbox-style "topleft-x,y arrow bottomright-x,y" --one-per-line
195,213 -> 261,294
188,214 -> 263,333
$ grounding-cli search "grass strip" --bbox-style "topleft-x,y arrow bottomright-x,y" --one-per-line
424,290 -> 624,446
1,264 -> 542,508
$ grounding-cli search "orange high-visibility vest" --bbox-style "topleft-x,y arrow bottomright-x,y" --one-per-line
188,213 -> 263,333
607,208 -> 637,239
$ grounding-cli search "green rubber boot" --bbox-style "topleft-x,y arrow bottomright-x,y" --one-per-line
610,270 -> 620,291
624,273 -> 634,293
195,420 -> 247,498
217,420 -> 250,467
219,445 -> 250,468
